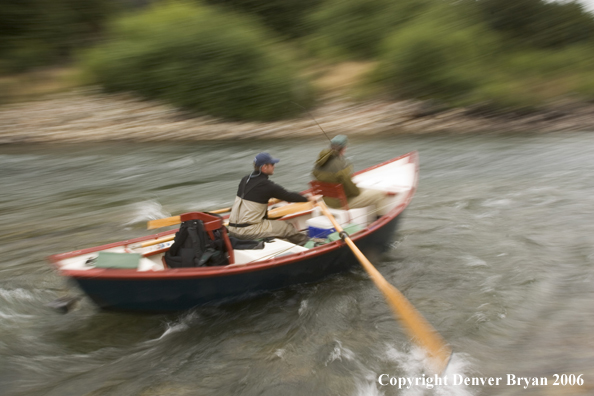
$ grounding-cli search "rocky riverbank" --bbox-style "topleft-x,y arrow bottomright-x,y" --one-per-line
1,89 -> 593,144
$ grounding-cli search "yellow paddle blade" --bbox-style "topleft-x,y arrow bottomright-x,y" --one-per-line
317,201 -> 451,373
147,216 -> 181,230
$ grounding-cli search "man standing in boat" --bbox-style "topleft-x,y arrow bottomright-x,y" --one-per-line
313,135 -> 388,215
228,152 -> 314,245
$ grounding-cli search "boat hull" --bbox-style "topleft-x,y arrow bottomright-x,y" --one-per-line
72,215 -> 400,312
50,151 -> 419,312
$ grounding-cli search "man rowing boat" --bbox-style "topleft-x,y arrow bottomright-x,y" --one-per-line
227,152 -> 315,245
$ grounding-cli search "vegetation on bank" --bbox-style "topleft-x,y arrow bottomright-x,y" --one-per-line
81,3 -> 314,121
2,0 -> 594,119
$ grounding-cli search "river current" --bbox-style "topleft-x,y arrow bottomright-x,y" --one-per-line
0,133 -> 592,395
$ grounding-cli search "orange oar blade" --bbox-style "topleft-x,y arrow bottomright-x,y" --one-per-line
147,215 -> 181,230
317,201 -> 452,373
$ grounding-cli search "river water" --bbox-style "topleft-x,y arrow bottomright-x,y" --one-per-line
0,134 -> 592,396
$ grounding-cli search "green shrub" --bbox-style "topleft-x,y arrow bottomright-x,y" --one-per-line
474,0 -> 594,49
80,2 -> 314,121
204,0 -> 323,39
0,0 -> 121,73
501,45 -> 594,77
573,73 -> 594,100
477,45 -> 594,108
372,5 -> 497,101
373,13 -> 594,111
462,79 -> 545,111
306,0 -> 436,60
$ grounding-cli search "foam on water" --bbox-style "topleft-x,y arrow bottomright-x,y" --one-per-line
0,309 -> 34,320
462,255 -> 488,267
0,288 -> 36,302
481,199 -> 512,208
158,322 -> 189,340
155,312 -> 201,341
353,374 -> 386,396
123,199 -> 171,226
325,340 -> 355,366
298,299 -> 308,316
378,345 -> 477,396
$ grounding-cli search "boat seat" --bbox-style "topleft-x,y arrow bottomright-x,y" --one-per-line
309,181 -> 349,209
231,238 -> 308,265
309,180 -> 352,223
309,180 -> 375,228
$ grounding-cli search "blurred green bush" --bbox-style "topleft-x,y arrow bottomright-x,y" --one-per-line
372,5 -> 495,100
204,0 -> 323,39
80,2 -> 314,121
4,0 -> 594,115
306,0 -> 436,59
369,1 -> 594,112
474,0 -> 594,49
0,0 -> 119,73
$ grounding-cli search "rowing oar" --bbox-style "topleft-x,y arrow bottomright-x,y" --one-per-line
128,234 -> 177,249
267,201 -> 314,219
147,200 -> 313,230
147,207 -> 231,230
140,202 -> 315,250
317,201 -> 452,374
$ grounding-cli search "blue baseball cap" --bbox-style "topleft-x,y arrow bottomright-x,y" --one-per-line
254,152 -> 280,167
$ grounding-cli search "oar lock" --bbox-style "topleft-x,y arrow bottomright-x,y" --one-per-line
339,231 -> 349,241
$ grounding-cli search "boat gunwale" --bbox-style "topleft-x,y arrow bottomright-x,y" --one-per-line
48,151 -> 418,280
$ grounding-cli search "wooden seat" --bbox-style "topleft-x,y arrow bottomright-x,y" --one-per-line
309,180 -> 351,222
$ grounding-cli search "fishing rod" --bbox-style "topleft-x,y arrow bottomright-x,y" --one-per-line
291,102 -> 332,143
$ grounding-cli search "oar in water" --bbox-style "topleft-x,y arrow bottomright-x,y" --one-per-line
317,201 -> 452,374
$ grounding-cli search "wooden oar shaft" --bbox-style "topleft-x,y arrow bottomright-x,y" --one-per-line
317,201 -> 451,374
147,207 -> 231,230
141,234 -> 175,248
146,200 -> 289,230
129,234 -> 176,249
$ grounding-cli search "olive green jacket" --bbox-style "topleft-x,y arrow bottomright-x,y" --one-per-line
312,149 -> 360,208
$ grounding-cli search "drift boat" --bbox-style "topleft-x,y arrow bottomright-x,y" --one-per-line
48,151 -> 419,312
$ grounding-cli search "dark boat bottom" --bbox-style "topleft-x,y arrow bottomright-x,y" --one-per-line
74,215 -> 401,312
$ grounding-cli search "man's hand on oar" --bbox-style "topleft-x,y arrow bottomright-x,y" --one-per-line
316,200 -> 452,374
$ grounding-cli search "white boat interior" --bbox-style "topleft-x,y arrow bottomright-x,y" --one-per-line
54,155 -> 416,272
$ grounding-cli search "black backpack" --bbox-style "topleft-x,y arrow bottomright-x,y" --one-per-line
164,219 -> 229,268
